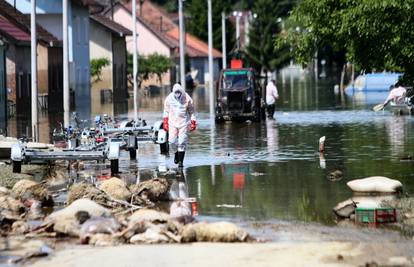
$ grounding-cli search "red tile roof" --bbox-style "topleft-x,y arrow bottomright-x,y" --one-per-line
127,0 -> 176,33
111,3 -> 178,50
0,0 -> 59,46
166,27 -> 222,58
0,15 -> 31,42
122,0 -> 222,58
91,14 -> 132,36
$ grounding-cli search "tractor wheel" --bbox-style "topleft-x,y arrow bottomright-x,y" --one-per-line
253,107 -> 261,122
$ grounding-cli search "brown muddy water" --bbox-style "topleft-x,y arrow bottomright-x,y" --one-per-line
5,72 -> 414,227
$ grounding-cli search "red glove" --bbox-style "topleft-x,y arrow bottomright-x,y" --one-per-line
163,117 -> 169,131
190,120 -> 196,131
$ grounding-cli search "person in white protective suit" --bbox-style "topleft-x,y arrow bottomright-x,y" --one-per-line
383,84 -> 407,106
266,79 -> 279,119
163,83 -> 197,167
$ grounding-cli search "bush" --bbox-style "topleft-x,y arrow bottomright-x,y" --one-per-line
91,58 -> 111,83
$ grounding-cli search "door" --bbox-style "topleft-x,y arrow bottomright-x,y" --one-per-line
48,47 -> 63,112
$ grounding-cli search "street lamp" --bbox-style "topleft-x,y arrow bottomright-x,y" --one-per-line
208,0 -> 214,117
232,11 -> 242,49
244,12 -> 257,47
132,0 -> 139,122
178,0 -> 186,91
221,12 -> 227,69
31,0 -> 38,141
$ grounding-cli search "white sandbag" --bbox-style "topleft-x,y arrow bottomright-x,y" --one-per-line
347,176 -> 402,193
353,195 -> 396,208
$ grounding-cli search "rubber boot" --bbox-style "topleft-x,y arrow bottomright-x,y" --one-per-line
174,152 -> 179,164
178,151 -> 185,168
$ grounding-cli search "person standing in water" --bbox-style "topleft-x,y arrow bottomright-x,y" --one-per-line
266,79 -> 279,119
163,83 -> 197,167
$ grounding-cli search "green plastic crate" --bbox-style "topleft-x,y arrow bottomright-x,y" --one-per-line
355,207 -> 396,225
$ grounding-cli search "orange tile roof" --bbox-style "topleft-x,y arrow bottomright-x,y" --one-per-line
166,27 -> 222,58
132,0 -> 176,33
123,0 -> 222,58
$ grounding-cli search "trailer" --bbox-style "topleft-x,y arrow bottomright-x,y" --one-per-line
11,119 -> 168,174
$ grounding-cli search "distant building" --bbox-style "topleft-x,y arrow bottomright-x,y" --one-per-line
105,2 -> 178,87
5,0 -> 105,119
89,14 -> 131,116
0,0 -> 60,137
106,0 -> 222,87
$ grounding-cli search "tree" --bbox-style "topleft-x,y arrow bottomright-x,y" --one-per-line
185,0 -> 236,58
127,53 -> 173,87
246,0 -> 294,76
284,0 -> 414,81
90,58 -> 110,83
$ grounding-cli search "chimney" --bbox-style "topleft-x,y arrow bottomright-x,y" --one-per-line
160,16 -> 163,32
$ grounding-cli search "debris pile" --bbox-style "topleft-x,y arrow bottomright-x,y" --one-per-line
332,176 -> 414,232
0,172 -> 253,257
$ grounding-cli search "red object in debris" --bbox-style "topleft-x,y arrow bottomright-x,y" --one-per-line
233,172 -> 245,191
230,59 -> 243,69
187,198 -> 198,216
96,137 -> 105,143
97,174 -> 111,180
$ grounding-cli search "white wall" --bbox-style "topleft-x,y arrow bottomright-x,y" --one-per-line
89,20 -> 113,88
112,7 -> 171,57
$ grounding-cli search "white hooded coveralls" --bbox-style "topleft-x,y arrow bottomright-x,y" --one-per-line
384,86 -> 407,105
164,84 -> 196,152
266,81 -> 279,105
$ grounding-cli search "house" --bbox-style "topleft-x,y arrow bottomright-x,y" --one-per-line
106,0 -> 222,87
132,0 -> 222,84
6,0 -> 105,119
89,14 -> 131,116
0,0 -> 60,140
165,27 -> 222,84
105,2 -> 178,87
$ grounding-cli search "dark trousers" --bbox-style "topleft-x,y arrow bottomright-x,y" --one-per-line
267,104 -> 275,118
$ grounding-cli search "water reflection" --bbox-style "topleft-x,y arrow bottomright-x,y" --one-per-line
168,170 -> 194,219
385,116 -> 406,156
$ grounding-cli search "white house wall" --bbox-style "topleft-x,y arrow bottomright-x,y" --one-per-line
89,19 -> 113,116
112,7 -> 171,57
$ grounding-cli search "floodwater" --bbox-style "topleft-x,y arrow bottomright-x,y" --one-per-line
6,68 -> 414,225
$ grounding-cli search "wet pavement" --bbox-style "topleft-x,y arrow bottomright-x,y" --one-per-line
5,72 -> 414,226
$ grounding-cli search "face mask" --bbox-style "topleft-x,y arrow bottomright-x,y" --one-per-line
174,91 -> 182,99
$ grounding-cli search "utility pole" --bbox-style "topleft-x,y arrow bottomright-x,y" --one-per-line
235,12 -> 240,50
178,0 -> 186,90
132,0 -> 138,122
63,0 -> 69,128
221,12 -> 226,69
207,0 -> 214,117
31,0 -> 38,141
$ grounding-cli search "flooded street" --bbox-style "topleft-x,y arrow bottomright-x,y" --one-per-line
4,72 -> 414,267
135,73 -> 414,226
8,71 -> 414,227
